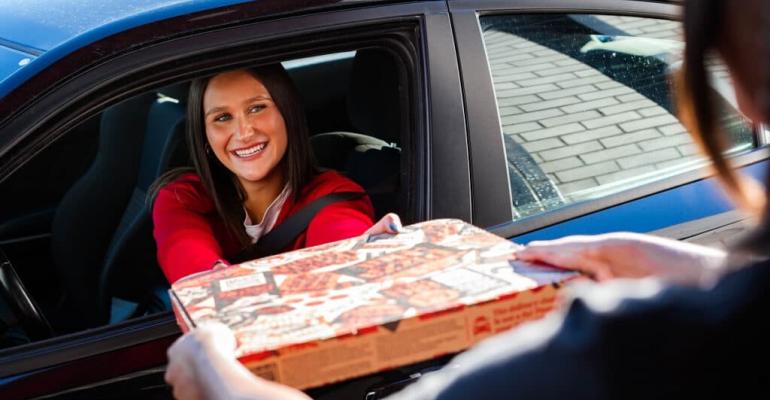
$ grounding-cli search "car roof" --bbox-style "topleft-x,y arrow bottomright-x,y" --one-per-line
0,0 -> 393,98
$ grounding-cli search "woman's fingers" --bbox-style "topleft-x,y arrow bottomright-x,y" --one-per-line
365,213 -> 403,235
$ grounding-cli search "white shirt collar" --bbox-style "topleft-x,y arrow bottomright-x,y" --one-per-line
243,183 -> 292,243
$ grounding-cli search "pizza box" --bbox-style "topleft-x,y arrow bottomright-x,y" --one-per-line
169,219 -> 577,389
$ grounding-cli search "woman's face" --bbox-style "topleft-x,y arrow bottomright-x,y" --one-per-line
203,70 -> 288,187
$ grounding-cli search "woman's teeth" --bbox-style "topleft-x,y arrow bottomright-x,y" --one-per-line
234,143 -> 266,158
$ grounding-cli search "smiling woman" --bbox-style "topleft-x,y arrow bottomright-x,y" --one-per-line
151,64 -> 385,284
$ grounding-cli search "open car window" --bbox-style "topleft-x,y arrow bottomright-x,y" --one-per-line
0,47 -> 410,349
479,14 -> 756,220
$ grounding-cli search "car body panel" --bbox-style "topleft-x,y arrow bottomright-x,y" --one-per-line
0,0 -> 253,96
510,160 -> 767,243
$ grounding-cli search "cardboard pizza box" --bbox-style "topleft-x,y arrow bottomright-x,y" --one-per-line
169,219 -> 577,390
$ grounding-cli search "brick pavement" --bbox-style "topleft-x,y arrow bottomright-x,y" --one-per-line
483,17 -> 704,201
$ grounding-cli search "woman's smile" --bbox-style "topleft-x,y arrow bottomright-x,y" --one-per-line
232,142 -> 268,159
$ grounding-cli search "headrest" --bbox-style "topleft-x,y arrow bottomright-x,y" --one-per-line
156,82 -> 190,104
310,131 -> 390,171
347,49 -> 401,145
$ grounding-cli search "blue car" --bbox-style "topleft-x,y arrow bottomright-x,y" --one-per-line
0,0 -> 767,398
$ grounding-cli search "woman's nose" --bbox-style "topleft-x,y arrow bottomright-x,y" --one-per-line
234,116 -> 256,140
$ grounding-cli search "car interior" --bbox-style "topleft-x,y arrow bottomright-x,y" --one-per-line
0,46 -> 408,347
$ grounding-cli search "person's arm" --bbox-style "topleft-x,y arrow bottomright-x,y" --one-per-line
153,179 -> 228,283
515,232 -> 727,286
165,323 -> 311,400
303,191 -> 375,246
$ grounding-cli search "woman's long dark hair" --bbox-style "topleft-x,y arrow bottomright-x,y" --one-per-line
152,64 -> 317,248
678,0 -> 770,255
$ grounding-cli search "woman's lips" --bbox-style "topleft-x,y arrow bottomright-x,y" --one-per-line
232,142 -> 267,159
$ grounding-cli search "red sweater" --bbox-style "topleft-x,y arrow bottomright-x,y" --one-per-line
152,171 -> 374,283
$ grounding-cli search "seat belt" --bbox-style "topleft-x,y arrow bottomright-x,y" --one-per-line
232,191 -> 364,263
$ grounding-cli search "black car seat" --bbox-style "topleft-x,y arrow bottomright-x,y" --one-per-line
98,83 -> 189,323
310,49 -> 403,219
50,93 -> 157,331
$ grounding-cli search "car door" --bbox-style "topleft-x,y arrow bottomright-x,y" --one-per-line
0,1 -> 471,399
450,0 -> 770,244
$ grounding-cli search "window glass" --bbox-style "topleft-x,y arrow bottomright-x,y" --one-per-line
480,14 -> 755,219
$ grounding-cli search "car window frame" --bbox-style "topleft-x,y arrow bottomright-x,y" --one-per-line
0,2 -> 469,394
449,0 -> 770,235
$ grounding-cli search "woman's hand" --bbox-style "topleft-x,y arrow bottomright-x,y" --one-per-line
364,213 -> 403,236
515,232 -> 727,285
165,323 -> 310,400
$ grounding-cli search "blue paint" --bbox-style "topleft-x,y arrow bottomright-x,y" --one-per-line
0,45 -> 32,81
513,160 -> 768,243
0,0 -> 250,98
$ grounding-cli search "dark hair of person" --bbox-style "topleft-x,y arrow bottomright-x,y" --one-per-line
677,0 -> 770,255
151,64 -> 317,248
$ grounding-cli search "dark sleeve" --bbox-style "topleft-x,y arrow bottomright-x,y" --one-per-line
387,263 -> 770,399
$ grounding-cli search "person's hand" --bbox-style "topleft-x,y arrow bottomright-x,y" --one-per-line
165,323 -> 310,400
515,232 -> 727,285
364,213 -> 403,236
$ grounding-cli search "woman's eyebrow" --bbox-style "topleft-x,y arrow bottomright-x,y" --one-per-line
204,106 -> 227,117
205,95 -> 272,117
242,95 -> 272,104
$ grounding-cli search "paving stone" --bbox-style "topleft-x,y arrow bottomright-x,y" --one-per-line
521,138 -> 564,153
556,160 -> 619,182
638,133 -> 694,152
492,81 -> 519,91
578,86 -> 635,101
498,106 -> 523,116
496,83 -> 560,97
617,147 -> 680,169
520,96 -> 582,112
580,143 -> 641,164
600,128 -> 660,148
520,123 -> 584,141
497,95 -> 540,108
560,97 -> 619,113
563,125 -> 622,145
599,99 -> 656,115
655,155 -> 703,169
595,80 -> 624,90
514,54 -> 570,67
540,140 -> 603,161
538,156 -> 584,174
639,106 -> 669,117
559,178 -> 599,195
502,108 -> 563,125
595,165 -> 657,185
557,75 -> 611,89
519,73 -> 577,87
657,123 -> 687,136
619,114 -> 679,132
503,122 -> 541,135
581,111 -> 642,129
493,71 -> 537,82
534,64 -> 587,77
489,53 -> 537,64
540,110 -> 603,128
677,143 -> 699,156
539,85 -> 597,100
555,58 -> 580,67
575,69 -> 602,78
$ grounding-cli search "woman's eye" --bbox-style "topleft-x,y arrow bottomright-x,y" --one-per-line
249,104 -> 266,113
214,113 -> 231,122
